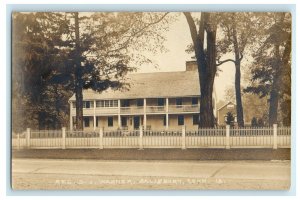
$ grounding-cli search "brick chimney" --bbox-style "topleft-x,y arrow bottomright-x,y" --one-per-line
186,60 -> 198,71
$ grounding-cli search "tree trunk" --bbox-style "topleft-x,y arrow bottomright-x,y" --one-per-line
269,13 -> 292,126
234,60 -> 244,127
184,12 -> 216,128
232,24 -> 244,127
74,12 -> 84,130
269,87 -> 279,126
268,44 -> 281,126
201,15 -> 217,128
281,35 -> 291,126
235,61 -> 244,127
199,74 -> 215,127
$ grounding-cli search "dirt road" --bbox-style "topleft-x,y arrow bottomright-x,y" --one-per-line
11,159 -> 290,190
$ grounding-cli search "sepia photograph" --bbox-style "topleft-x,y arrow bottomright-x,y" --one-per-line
11,11 -> 291,190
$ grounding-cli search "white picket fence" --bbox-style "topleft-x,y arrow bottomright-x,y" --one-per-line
12,124 -> 291,150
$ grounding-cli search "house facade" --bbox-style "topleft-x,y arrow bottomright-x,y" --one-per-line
217,101 -> 237,126
69,61 -> 217,131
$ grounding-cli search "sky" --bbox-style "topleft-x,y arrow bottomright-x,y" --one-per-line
132,13 -> 237,102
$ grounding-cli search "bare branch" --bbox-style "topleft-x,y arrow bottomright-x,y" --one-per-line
216,53 -> 243,67
239,53 -> 244,62
105,12 -> 169,54
216,58 -> 236,67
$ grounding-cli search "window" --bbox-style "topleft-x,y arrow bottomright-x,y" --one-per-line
193,115 -> 199,125
122,100 -> 130,107
112,100 -> 118,107
176,98 -> 182,106
192,98 -> 198,105
121,117 -> 127,127
96,116 -> 99,127
84,117 -> 90,127
133,116 -> 140,129
108,116 -> 113,127
137,99 -> 144,107
96,100 -> 118,107
227,104 -> 234,109
72,102 -> 76,108
157,98 -> 164,106
96,100 -> 104,107
178,115 -> 184,126
83,101 -> 91,108
163,115 -> 166,126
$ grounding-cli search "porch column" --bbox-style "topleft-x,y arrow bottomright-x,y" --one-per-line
70,101 -> 73,131
144,98 -> 147,129
166,98 -> 169,130
118,99 -> 121,128
93,100 -> 96,131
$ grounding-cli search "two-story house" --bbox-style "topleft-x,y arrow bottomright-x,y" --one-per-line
69,61 -> 217,131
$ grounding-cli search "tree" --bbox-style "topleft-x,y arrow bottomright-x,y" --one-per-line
217,13 -> 258,127
68,12 -> 170,130
251,117 -> 258,127
224,86 -> 236,103
257,118 -> 264,127
225,112 -> 235,126
244,13 -> 291,126
12,12 -> 171,131
12,12 -> 70,131
184,12 -> 218,127
242,92 -> 269,125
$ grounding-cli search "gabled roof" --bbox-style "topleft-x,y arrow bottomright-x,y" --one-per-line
217,101 -> 236,111
69,70 -> 201,101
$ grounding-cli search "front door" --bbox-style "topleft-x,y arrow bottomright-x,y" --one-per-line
133,116 -> 140,129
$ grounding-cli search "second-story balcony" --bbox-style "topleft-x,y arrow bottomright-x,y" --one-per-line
95,107 -> 118,115
119,106 -> 166,114
120,106 -> 144,114
168,105 -> 199,113
70,98 -> 201,116
72,105 -> 200,116
82,108 -> 94,116
146,106 -> 166,114
72,108 -> 119,116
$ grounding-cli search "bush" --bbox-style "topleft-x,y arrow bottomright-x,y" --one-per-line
225,112 -> 235,126
251,117 -> 258,127
257,118 -> 264,127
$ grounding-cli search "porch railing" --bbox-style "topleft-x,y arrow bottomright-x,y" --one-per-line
120,106 -> 144,114
168,105 -> 199,113
72,105 -> 201,116
146,106 -> 166,113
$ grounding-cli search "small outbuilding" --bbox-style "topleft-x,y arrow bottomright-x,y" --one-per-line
217,101 -> 237,126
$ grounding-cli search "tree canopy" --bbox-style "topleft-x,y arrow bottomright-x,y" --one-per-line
244,12 -> 291,126
12,12 -> 171,131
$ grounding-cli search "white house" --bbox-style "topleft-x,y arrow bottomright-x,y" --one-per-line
69,61 -> 217,131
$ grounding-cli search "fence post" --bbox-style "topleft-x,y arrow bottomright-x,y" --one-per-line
26,128 -> 31,149
62,127 -> 66,149
99,127 -> 104,149
139,126 -> 143,150
226,125 -> 230,149
182,126 -> 186,149
273,124 -> 278,149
